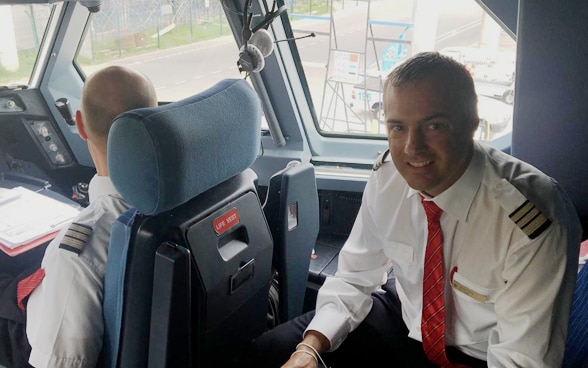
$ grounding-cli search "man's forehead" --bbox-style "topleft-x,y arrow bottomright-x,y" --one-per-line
387,79 -> 457,101
385,82 -> 466,120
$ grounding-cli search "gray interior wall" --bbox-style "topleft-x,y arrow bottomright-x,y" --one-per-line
511,0 -> 588,223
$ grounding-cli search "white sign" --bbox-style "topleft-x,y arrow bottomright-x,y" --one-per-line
332,51 -> 360,84
161,4 -> 173,15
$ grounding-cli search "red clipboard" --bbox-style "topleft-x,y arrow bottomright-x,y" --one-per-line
0,230 -> 60,257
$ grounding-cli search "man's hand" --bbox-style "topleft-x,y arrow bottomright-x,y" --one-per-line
281,330 -> 330,368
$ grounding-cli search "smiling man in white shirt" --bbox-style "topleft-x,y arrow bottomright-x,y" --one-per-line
242,52 -> 582,368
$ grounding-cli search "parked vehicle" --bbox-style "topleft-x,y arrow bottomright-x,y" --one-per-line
441,47 -> 516,105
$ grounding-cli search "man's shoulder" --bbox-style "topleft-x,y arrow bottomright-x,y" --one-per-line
481,143 -> 557,201
480,144 -> 576,237
372,149 -> 390,171
481,142 -> 553,184
495,179 -> 553,240
57,195 -> 130,256
72,196 -> 127,232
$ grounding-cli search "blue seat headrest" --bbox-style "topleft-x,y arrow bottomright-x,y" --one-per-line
107,79 -> 261,215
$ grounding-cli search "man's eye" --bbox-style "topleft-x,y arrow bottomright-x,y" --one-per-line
389,124 -> 404,132
428,122 -> 446,130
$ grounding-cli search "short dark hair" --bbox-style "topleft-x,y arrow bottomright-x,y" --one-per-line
384,51 -> 478,123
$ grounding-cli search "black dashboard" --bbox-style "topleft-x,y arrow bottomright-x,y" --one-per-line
0,88 -> 94,200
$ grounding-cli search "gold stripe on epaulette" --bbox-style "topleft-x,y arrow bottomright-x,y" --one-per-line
509,200 -> 551,239
59,223 -> 93,254
69,223 -> 92,237
372,149 -> 390,171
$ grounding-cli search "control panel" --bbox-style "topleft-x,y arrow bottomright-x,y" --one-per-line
0,96 -> 24,113
25,119 -> 73,167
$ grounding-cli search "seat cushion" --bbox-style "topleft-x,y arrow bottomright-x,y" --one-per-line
107,79 -> 261,215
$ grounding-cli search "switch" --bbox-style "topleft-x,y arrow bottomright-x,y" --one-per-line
25,120 -> 72,166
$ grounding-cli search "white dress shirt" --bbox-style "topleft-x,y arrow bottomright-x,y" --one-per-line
307,142 -> 581,367
26,175 -> 130,368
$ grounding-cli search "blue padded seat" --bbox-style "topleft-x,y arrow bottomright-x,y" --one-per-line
108,78 -> 261,215
563,262 -> 588,367
102,79 -> 273,368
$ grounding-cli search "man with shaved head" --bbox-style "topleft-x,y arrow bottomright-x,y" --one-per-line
77,65 -> 158,177
0,65 -> 157,368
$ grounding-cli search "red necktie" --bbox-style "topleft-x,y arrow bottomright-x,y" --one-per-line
421,197 -> 456,367
16,267 -> 45,311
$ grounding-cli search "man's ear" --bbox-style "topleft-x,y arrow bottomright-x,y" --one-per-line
75,110 -> 88,141
472,117 -> 480,132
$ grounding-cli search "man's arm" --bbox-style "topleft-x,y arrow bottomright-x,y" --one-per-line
27,201 -> 121,368
279,171 -> 393,367
281,331 -> 330,368
488,220 -> 580,367
27,243 -> 104,368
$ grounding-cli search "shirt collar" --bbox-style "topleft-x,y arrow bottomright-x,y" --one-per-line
88,174 -> 120,204
407,142 -> 484,223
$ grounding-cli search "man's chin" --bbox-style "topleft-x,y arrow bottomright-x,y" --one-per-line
403,175 -> 433,191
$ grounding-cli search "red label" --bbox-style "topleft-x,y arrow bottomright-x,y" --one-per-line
213,208 -> 240,235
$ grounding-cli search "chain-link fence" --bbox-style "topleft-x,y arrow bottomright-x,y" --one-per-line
84,0 -> 227,62
80,0 -> 336,65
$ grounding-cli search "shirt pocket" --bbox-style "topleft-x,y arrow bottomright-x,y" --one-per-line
451,271 -> 502,304
383,241 -> 415,281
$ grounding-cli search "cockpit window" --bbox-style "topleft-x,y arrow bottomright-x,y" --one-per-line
74,0 -> 515,143
294,0 -> 516,142
0,4 -> 53,88
75,0 -> 244,102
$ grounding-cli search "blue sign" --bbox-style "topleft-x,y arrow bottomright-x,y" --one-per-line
382,42 -> 408,72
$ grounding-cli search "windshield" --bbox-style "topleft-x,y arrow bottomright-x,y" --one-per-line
0,4 -> 53,87
298,0 -> 515,141
76,0 -> 243,101
73,0 -> 515,143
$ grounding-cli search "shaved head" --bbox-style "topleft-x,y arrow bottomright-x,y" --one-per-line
80,65 -> 157,149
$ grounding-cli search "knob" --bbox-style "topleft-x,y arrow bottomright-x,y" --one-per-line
55,98 -> 76,126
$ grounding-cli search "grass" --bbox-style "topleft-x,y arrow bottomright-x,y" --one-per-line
289,0 -> 330,15
0,49 -> 40,86
77,20 -> 231,66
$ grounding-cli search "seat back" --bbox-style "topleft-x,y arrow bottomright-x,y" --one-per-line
563,242 -> 588,367
263,161 -> 319,323
102,79 -> 273,368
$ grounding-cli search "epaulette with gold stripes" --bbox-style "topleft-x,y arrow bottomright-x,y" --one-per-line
59,223 -> 93,254
509,200 -> 551,239
372,149 -> 390,171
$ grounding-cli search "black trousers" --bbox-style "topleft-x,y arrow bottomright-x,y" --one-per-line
240,279 -> 487,368
0,249 -> 43,368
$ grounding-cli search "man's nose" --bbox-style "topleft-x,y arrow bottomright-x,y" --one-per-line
404,128 -> 426,155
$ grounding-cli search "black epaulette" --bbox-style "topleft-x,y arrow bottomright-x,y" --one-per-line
372,149 -> 390,171
508,200 -> 552,239
59,223 -> 93,254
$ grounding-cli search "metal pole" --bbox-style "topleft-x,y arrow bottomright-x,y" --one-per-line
28,5 -> 39,49
190,0 -> 193,41
157,6 -> 161,48
118,6 -> 122,56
